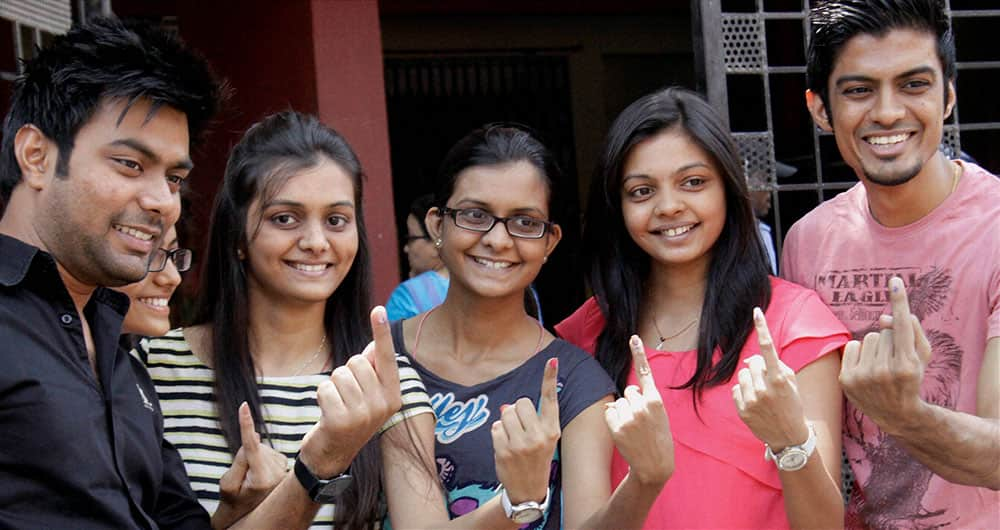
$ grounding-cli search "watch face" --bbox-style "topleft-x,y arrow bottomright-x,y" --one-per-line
779,449 -> 808,471
314,475 -> 353,503
511,507 -> 543,524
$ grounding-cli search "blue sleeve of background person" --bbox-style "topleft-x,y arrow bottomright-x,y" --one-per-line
386,284 -> 419,322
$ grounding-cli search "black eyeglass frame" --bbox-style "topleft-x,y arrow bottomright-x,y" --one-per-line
439,207 -> 554,240
148,247 -> 193,273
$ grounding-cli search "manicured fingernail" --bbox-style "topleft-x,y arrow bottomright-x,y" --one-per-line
548,358 -> 558,369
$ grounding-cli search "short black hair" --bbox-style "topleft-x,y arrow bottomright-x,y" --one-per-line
408,193 -> 436,237
434,123 -> 560,211
1,16 -> 224,203
807,0 -> 955,112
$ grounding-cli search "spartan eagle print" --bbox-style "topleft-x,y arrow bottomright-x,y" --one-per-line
814,267 -> 962,529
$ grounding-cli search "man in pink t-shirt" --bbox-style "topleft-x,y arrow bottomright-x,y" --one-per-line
782,1 -> 1000,528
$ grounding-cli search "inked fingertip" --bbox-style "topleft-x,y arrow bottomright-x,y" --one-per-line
372,305 -> 387,325
547,358 -> 558,370
629,335 -> 641,348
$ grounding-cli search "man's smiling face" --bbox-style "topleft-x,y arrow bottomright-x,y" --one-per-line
809,28 -> 955,187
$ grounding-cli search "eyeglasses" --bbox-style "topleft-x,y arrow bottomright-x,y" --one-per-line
404,235 -> 430,244
148,248 -> 193,273
439,207 -> 553,239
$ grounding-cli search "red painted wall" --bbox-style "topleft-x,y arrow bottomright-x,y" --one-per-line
114,0 -> 400,307
310,0 -> 399,303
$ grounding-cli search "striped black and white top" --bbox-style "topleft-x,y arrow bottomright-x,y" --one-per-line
137,328 -> 433,528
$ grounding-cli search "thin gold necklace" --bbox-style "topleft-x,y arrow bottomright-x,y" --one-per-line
651,316 -> 699,350
290,335 -> 327,377
950,160 -> 962,194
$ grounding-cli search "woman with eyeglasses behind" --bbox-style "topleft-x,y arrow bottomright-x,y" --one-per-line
116,225 -> 191,337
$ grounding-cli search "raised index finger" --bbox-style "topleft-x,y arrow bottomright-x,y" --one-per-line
630,335 -> 659,396
538,358 -> 560,429
238,401 -> 260,457
888,276 -> 915,358
369,305 -> 400,388
753,307 -> 780,374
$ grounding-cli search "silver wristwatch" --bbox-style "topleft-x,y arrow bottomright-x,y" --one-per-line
764,422 -> 817,472
499,486 -> 550,524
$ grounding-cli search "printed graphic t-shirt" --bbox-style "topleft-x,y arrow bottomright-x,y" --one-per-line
556,277 -> 850,530
389,320 -> 616,530
782,162 -> 1000,529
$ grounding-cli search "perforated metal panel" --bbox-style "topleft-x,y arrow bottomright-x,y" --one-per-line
733,131 -> 776,190
941,125 -> 962,158
722,14 -> 766,74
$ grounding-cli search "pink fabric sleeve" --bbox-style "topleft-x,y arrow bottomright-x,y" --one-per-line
555,297 -> 602,354
776,288 -> 851,373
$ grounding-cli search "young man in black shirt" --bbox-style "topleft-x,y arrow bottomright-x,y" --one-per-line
0,17 -> 222,528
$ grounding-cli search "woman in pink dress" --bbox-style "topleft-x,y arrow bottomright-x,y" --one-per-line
556,88 -> 849,529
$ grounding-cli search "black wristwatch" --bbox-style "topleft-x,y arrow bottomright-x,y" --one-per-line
293,455 -> 353,503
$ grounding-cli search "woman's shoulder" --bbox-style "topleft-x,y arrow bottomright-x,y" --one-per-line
544,338 -> 613,384
142,327 -> 211,370
554,296 -> 605,353
767,276 -> 825,310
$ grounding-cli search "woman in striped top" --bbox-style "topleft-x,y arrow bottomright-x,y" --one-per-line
137,112 -> 446,529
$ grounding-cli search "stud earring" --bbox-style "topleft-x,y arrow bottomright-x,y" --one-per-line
434,238 -> 442,248
543,255 -> 548,264
237,249 -> 245,260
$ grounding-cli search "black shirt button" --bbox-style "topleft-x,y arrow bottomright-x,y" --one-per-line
60,313 -> 74,325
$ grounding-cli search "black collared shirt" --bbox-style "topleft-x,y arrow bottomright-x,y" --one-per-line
0,234 -> 209,529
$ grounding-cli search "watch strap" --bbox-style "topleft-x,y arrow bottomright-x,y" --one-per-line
294,456 -> 352,503
500,486 -> 550,521
764,422 -> 817,470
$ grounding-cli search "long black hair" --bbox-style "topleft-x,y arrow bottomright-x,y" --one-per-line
195,111 -> 380,528
583,87 -> 772,398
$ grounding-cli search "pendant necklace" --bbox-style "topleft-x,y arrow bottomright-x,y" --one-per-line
651,316 -> 699,350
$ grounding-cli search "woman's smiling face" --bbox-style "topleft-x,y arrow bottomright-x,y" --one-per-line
429,160 -> 560,301
620,128 -> 727,274
117,226 -> 183,337
244,158 -> 359,306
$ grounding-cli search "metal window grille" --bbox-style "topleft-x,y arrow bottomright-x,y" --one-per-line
696,0 -> 998,263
